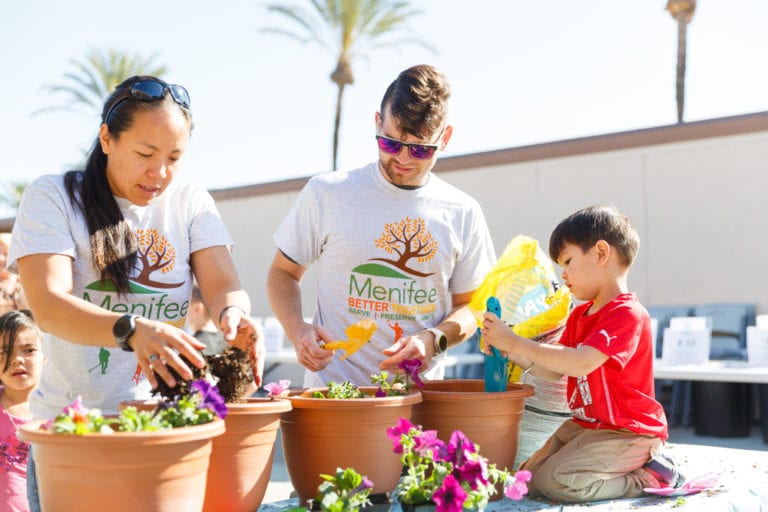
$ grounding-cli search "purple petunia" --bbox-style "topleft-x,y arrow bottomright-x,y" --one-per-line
191,379 -> 228,419
398,359 -> 424,389
432,474 -> 468,512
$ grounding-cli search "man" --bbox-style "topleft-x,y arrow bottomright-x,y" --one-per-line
267,64 -> 496,387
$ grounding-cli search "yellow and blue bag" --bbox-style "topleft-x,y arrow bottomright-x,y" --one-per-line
470,234 -> 572,382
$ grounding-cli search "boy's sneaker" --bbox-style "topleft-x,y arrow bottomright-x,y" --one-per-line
643,453 -> 685,488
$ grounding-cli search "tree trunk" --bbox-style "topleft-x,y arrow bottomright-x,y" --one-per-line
332,82 -> 346,171
675,13 -> 688,123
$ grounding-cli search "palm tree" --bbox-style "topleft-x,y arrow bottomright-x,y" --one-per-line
666,0 -> 697,123
264,0 -> 433,170
34,48 -> 167,119
0,181 -> 27,217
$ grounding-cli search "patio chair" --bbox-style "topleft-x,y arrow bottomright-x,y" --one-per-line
693,303 -> 756,360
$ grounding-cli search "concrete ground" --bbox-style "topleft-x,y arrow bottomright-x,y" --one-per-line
262,422 -> 768,505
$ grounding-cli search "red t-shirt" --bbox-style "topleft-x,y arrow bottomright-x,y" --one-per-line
560,293 -> 668,440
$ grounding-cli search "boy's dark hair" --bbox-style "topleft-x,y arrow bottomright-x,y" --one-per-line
0,309 -> 41,373
549,205 -> 639,267
379,64 -> 450,138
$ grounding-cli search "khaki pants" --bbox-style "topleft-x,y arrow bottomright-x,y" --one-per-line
519,419 -> 662,503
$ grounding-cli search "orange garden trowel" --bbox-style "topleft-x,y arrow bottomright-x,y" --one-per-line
483,296 -> 509,392
322,319 -> 377,361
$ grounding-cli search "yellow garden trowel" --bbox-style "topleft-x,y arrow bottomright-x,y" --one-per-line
322,319 -> 377,361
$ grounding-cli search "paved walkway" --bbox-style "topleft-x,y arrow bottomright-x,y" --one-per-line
263,425 -> 768,508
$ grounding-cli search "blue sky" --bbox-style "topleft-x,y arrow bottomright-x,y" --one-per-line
1,0 -> 767,206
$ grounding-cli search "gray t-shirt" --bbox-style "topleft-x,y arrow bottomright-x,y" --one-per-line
8,174 -> 233,418
274,162 -> 496,387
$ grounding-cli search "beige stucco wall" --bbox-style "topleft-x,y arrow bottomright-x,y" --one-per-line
214,118 -> 768,318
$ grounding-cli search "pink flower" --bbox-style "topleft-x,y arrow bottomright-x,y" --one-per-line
413,429 -> 445,459
64,396 -> 89,424
386,417 -> 415,454
504,470 -> 532,500
263,379 -> 291,397
445,430 -> 476,466
457,459 -> 489,490
433,474 -> 468,512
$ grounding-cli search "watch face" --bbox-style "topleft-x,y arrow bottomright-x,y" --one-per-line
438,334 -> 448,352
113,314 -> 135,339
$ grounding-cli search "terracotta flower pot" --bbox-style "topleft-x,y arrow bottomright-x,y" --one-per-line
411,379 -> 534,499
202,397 -> 292,512
280,387 -> 422,504
18,418 -> 225,512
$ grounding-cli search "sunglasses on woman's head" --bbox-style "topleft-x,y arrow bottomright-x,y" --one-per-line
375,135 -> 440,160
104,79 -> 191,123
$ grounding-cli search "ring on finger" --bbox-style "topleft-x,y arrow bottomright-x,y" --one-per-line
148,354 -> 159,362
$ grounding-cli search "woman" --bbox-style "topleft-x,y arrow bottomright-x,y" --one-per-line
8,75 -> 263,420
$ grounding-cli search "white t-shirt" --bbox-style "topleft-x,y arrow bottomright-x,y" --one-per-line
274,162 -> 496,387
8,174 -> 233,418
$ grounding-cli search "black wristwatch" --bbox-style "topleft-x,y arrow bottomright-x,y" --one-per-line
113,314 -> 138,352
426,327 -> 448,355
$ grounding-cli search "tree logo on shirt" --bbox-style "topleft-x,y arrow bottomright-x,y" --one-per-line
85,228 -> 183,293
347,216 -> 439,321
367,216 -> 437,278
134,228 -> 184,288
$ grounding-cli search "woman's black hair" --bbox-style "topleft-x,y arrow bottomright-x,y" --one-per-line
0,309 -> 41,374
63,75 -> 192,295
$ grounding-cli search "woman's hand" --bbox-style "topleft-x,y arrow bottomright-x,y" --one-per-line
226,313 -> 266,388
132,318 -> 207,389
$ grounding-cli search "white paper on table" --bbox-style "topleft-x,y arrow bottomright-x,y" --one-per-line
661,326 -> 711,366
746,326 -> 768,366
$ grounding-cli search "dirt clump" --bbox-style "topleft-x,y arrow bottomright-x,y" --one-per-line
152,329 -> 256,403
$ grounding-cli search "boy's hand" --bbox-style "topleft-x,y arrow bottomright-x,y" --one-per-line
481,312 -> 515,355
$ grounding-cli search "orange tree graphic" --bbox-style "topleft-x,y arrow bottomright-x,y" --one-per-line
134,228 -> 184,288
371,216 -> 436,277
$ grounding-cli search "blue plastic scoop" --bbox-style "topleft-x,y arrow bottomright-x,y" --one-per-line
483,296 -> 509,392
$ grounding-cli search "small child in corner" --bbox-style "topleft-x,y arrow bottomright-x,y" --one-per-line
0,310 -> 44,512
481,205 -> 682,503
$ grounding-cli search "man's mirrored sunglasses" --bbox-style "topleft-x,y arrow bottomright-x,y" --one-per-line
375,135 -> 440,160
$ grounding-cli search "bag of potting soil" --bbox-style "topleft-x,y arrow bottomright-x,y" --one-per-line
470,234 -> 572,376
469,235 -> 573,464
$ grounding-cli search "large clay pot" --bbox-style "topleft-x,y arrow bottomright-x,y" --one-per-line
280,387 -> 422,504
18,419 -> 225,512
412,379 -> 534,490
203,397 -> 292,512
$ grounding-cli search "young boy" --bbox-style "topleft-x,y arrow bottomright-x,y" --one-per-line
481,205 -> 681,503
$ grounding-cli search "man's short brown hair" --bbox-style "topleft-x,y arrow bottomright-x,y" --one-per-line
380,64 -> 450,138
